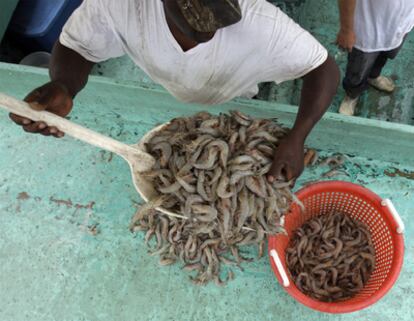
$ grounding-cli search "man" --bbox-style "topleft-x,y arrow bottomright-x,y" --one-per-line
337,0 -> 414,116
10,0 -> 339,182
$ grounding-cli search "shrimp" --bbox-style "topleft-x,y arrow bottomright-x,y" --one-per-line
217,175 -> 234,199
286,211 -> 375,301
135,110 -> 305,286
230,110 -> 252,126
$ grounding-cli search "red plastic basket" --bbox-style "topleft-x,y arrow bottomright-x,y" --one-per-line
268,181 -> 405,314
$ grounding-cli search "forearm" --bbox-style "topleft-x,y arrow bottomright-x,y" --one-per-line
290,56 -> 340,142
338,0 -> 357,32
49,41 -> 95,97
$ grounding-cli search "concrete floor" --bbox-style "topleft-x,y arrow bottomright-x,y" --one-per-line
0,63 -> 413,321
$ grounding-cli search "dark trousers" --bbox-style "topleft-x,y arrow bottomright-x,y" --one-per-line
343,42 -> 404,98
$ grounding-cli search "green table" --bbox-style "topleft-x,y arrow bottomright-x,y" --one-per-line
0,62 -> 413,321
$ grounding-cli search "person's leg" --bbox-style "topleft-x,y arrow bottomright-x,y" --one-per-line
339,48 -> 379,115
343,48 -> 379,98
368,53 -> 390,80
368,40 -> 405,92
369,40 -> 405,79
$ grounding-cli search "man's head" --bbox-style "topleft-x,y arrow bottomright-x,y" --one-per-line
163,0 -> 242,43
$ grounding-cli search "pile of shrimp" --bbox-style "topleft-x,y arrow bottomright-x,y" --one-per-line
286,212 -> 375,302
130,111 -> 302,285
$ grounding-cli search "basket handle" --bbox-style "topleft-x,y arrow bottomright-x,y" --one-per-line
270,249 -> 290,287
381,199 -> 405,234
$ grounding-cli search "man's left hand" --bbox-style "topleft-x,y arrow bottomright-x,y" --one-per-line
267,134 -> 305,184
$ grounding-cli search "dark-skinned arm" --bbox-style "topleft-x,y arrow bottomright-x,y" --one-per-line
9,41 -> 95,137
267,55 -> 340,182
336,0 -> 357,52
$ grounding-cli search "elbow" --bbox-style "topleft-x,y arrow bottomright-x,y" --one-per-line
303,54 -> 340,100
305,54 -> 340,96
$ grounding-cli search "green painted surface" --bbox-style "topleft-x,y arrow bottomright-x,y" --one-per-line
0,0 -> 18,43
0,63 -> 413,321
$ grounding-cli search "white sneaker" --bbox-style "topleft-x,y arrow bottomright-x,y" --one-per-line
368,76 -> 395,93
339,95 -> 358,116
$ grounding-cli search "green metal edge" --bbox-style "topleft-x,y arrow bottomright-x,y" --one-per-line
1,62 -> 413,165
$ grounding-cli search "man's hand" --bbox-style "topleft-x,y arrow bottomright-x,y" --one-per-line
10,41 -> 96,137
336,29 -> 356,52
9,81 -> 73,137
267,134 -> 305,183
266,55 -> 339,184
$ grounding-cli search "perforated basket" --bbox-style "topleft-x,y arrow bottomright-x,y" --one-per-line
268,181 -> 405,314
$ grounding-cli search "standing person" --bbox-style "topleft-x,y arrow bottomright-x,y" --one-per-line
337,0 -> 414,116
9,0 -> 339,182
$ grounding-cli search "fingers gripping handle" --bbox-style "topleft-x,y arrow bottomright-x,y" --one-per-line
0,93 -> 155,171
381,199 -> 405,234
270,249 -> 290,287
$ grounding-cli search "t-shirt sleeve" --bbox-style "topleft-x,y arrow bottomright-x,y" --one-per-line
59,0 -> 125,62
261,6 -> 328,84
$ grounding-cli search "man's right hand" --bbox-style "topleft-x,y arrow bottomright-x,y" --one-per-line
336,29 -> 356,52
9,81 -> 73,138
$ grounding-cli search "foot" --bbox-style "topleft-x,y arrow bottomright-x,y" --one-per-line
339,95 -> 358,116
367,76 -> 395,93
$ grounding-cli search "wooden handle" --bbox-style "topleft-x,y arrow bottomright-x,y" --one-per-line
0,93 -> 155,171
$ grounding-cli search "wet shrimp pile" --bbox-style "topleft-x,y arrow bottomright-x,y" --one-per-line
130,111 -> 301,285
286,212 -> 376,302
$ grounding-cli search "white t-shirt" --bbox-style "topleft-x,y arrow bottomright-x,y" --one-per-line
354,0 -> 414,52
60,0 -> 327,105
